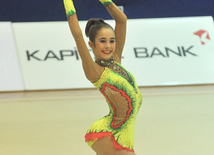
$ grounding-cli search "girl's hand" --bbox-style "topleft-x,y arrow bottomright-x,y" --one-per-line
99,0 -> 113,7
63,0 -> 76,19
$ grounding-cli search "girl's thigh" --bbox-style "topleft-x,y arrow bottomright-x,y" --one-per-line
91,135 -> 136,155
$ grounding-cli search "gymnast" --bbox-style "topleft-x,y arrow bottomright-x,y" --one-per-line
63,0 -> 142,154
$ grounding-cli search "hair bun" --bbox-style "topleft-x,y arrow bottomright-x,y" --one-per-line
85,18 -> 105,37
85,18 -> 113,42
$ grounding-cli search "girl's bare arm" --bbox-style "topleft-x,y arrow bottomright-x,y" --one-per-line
104,2 -> 127,62
63,0 -> 102,81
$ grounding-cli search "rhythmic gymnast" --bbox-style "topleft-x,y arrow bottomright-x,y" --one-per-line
63,0 -> 142,154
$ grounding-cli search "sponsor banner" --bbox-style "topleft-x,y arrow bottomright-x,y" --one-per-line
13,16 -> 214,90
13,21 -> 94,90
123,16 -> 214,86
0,22 -> 24,91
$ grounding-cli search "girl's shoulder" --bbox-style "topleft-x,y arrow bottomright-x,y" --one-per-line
85,62 -> 105,83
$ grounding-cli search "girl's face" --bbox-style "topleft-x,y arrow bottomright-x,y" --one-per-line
89,27 -> 116,60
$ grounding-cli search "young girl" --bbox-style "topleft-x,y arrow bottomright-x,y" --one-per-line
63,0 -> 142,154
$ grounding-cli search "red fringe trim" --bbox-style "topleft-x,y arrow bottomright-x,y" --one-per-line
85,132 -> 134,152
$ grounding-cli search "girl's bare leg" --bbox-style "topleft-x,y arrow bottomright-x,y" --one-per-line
91,135 -> 136,155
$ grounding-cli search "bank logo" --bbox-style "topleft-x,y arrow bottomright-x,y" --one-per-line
194,30 -> 211,45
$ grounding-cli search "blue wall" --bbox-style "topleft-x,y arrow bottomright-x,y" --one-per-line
0,0 -> 214,22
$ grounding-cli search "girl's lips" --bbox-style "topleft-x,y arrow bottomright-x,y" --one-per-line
102,50 -> 112,54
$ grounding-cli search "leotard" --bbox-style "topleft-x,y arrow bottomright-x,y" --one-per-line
84,62 -> 142,152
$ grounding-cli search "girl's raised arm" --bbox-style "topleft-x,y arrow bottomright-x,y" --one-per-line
63,0 -> 101,81
100,0 -> 127,61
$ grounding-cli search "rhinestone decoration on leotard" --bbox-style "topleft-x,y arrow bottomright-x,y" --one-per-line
100,83 -> 132,128
95,58 -> 137,93
109,63 -> 138,93
95,56 -> 115,67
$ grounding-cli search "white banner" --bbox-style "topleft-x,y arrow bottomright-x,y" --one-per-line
13,21 -> 93,90
0,22 -> 24,91
123,16 -> 214,86
13,16 -> 214,90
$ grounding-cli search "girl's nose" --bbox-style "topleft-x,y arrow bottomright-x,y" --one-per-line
105,42 -> 111,48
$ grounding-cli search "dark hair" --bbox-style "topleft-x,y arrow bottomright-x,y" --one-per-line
85,18 -> 114,42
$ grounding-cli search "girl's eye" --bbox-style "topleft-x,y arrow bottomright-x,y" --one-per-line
110,40 -> 115,43
100,40 -> 106,43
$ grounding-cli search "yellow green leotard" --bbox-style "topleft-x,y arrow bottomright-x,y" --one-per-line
84,62 -> 142,152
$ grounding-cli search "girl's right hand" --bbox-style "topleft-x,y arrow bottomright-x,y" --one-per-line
63,0 -> 76,19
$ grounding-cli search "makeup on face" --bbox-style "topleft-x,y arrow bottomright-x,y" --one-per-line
93,28 -> 116,60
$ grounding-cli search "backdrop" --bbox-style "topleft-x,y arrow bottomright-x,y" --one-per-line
12,16 -> 214,90
0,0 -> 214,22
